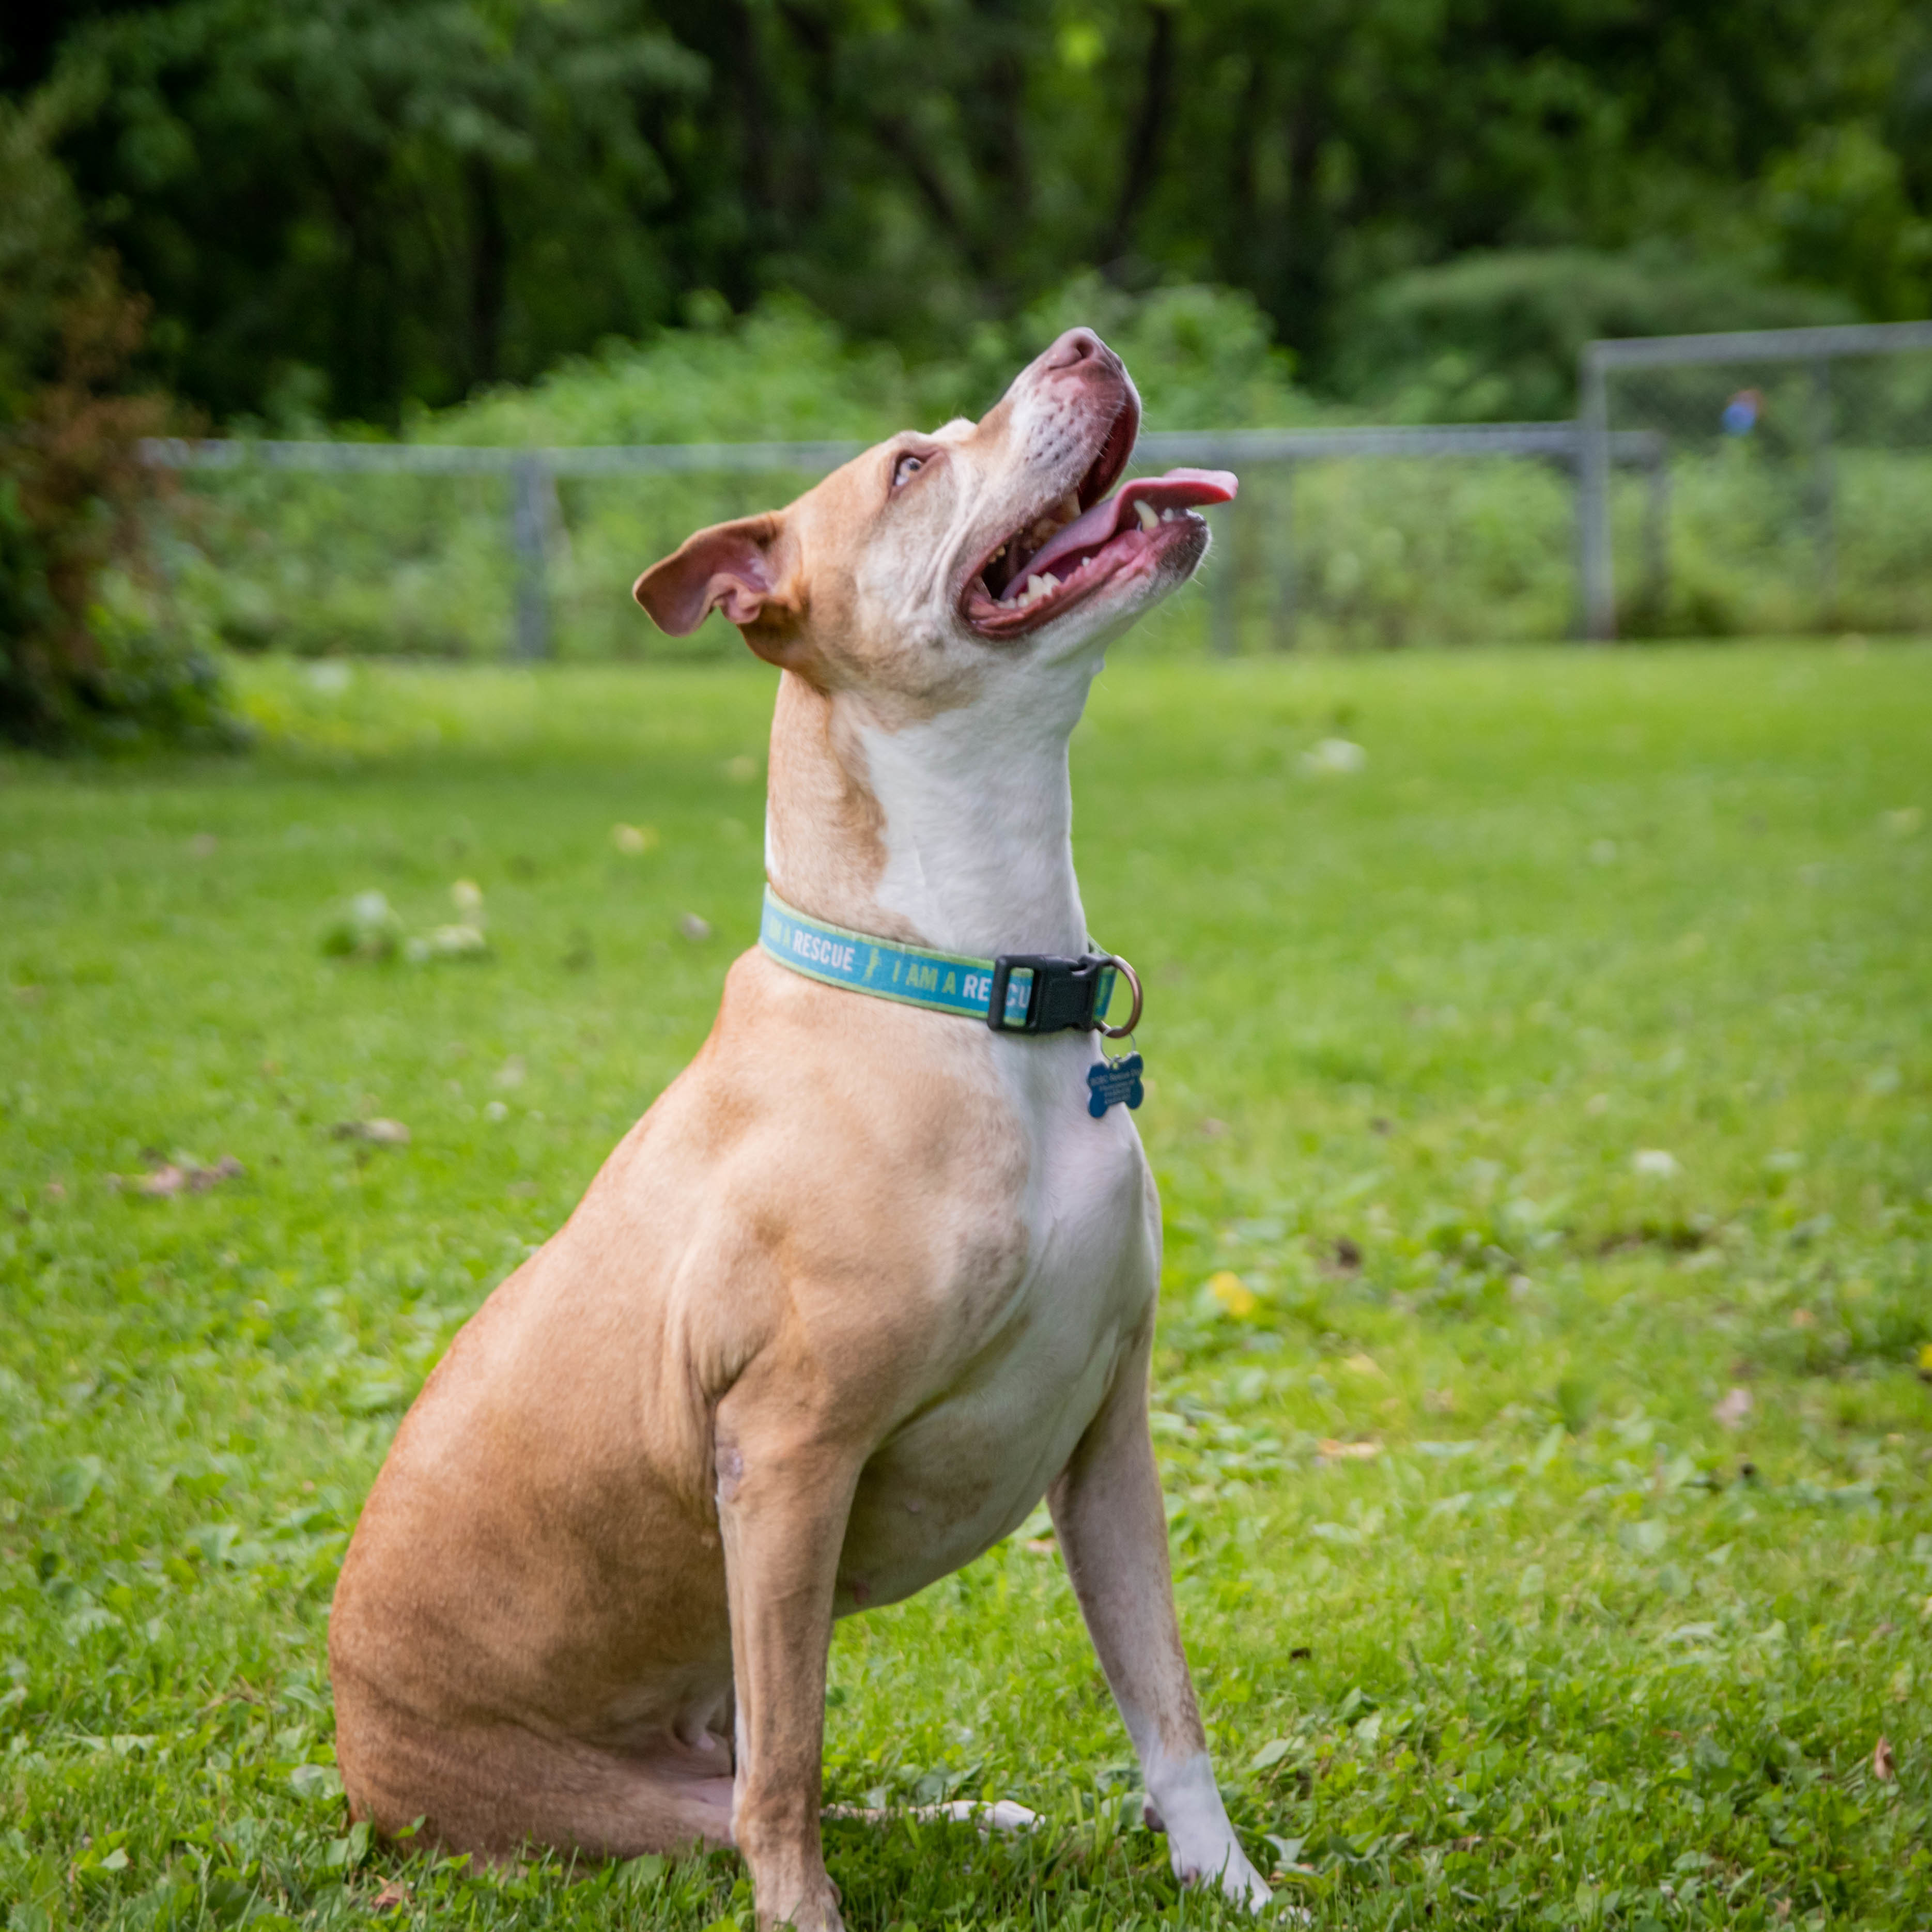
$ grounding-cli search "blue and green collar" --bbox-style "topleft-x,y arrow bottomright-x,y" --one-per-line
759,887 -> 1137,1038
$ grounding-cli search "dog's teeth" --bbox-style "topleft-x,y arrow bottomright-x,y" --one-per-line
1134,500 -> 1158,532
1056,490 -> 1081,524
1161,508 -> 1178,523
1025,574 -> 1057,600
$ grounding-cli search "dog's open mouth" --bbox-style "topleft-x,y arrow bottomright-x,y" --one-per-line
962,416 -> 1237,636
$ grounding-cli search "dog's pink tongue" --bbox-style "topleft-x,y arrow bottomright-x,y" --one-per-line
1022,468 -> 1238,583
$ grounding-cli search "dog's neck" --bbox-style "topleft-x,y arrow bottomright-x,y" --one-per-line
765,664 -> 1096,960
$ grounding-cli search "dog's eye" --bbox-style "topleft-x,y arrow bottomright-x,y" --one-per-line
892,452 -> 925,488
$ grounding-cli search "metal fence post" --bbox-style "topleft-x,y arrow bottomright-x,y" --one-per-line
1578,347 -> 1616,639
1210,497 -> 1239,657
510,454 -> 552,660
1271,459 -> 1299,650
1642,436 -> 1671,621
1810,357 -> 1836,617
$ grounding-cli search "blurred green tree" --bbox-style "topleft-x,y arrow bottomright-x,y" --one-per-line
0,99 -> 225,746
5,0 -> 1926,423
40,0 -> 707,420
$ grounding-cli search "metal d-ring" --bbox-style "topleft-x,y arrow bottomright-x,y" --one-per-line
1097,953 -> 1143,1040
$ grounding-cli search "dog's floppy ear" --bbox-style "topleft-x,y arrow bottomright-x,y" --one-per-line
633,513 -> 797,643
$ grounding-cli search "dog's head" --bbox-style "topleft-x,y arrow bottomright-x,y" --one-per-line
634,330 -> 1234,706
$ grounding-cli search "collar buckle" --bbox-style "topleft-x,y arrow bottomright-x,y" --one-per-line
986,953 -> 1112,1035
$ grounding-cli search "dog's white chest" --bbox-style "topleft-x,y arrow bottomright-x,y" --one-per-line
834,1039 -> 1157,1613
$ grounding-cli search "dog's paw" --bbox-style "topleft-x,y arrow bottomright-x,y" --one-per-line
1171,1841 -> 1273,1914
760,1908 -> 844,1932
1217,1847 -> 1275,1914
754,1869 -> 843,1932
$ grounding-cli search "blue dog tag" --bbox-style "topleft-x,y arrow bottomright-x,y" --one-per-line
1087,1053 -> 1145,1119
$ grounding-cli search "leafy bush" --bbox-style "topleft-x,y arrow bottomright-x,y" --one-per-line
0,101 -> 230,749
934,276 -> 1314,430
162,283 -> 1318,662
439,280 -> 1311,445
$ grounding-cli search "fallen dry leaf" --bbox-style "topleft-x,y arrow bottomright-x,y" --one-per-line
1874,1736 -> 1896,1782
1713,1386 -> 1753,1430
370,1877 -> 414,1910
332,1119 -> 411,1146
132,1156 -> 244,1198
1317,1439 -> 1381,1462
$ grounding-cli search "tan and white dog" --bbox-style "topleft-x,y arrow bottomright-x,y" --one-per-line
328,329 -> 1267,1930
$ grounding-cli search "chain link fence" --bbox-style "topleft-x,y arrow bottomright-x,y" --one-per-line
142,319 -> 1931,658
1140,426 -> 1661,654
143,427 -> 1665,659
139,439 -> 861,666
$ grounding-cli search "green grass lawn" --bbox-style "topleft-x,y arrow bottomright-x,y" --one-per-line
3,641 -> 1930,1931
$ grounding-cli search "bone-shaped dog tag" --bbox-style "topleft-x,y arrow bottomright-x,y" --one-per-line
1086,1053 -> 1145,1119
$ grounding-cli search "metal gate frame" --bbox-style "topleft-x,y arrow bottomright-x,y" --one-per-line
1576,318 -> 1932,641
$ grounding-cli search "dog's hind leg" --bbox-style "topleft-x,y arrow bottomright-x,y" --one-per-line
341,1709 -> 738,1865
515,1739 -> 738,1862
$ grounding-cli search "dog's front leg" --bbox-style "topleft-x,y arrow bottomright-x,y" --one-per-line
1048,1327 -> 1272,1912
715,1390 -> 859,1932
